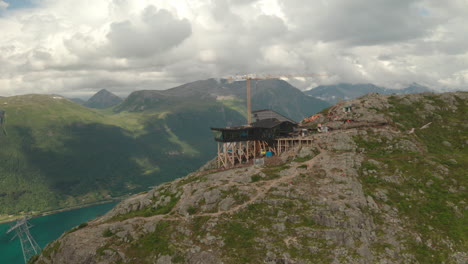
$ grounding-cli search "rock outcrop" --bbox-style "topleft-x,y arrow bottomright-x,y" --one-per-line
33,92 -> 467,264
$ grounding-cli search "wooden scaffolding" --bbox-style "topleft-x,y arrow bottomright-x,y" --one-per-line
216,140 -> 276,169
276,137 -> 316,155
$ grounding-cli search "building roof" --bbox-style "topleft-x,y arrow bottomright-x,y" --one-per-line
251,109 -> 297,124
251,118 -> 283,129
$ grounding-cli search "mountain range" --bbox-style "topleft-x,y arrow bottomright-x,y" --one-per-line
0,79 -> 444,216
116,78 -> 330,122
0,79 -> 328,216
305,83 -> 432,104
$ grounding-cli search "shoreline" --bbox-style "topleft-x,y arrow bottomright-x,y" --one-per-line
0,197 -> 125,225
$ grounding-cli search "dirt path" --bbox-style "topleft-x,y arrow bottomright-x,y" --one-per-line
117,151 -> 325,225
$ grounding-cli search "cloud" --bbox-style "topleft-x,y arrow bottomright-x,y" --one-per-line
107,5 -> 192,57
0,0 -> 8,11
278,0 -> 442,46
0,0 -> 467,97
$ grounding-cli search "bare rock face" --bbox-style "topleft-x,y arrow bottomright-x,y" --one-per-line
33,92 -> 467,264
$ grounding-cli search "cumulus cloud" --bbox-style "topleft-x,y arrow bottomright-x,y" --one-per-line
0,0 -> 8,11
279,0 -> 441,46
0,0 -> 467,97
107,5 -> 192,57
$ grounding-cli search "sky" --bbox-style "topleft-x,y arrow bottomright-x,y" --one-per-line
0,0 -> 467,98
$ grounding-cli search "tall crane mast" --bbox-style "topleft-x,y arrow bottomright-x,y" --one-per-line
226,74 -> 327,125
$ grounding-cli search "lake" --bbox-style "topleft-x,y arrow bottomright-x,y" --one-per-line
0,202 -> 118,264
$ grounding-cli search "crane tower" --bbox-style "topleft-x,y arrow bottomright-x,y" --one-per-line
227,73 -> 327,125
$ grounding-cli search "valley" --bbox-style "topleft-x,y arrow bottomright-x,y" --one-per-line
0,79 -> 328,219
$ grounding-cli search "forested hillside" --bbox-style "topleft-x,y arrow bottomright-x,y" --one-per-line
0,79 -> 328,216
0,94 -> 245,215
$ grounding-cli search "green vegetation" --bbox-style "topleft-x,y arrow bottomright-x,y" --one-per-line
220,221 -> 262,263
186,205 -> 198,215
38,241 -> 61,261
355,93 -> 467,262
294,154 -> 313,162
102,228 -> 113,237
125,221 -> 184,263
65,221 -> 89,235
250,174 -> 262,182
220,186 -> 250,205
0,94 -> 245,215
261,164 -> 290,180
27,255 -> 39,264
288,237 -> 334,263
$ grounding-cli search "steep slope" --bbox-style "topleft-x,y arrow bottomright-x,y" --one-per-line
115,78 -> 330,122
0,94 -> 245,216
68,98 -> 86,105
34,92 -> 467,264
306,83 -> 432,104
84,89 -> 123,109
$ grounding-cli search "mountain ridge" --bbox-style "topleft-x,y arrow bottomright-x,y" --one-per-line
305,83 -> 432,104
115,78 -> 330,122
0,77 -> 328,216
33,91 -> 467,264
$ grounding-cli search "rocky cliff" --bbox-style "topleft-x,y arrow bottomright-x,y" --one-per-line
33,92 -> 467,264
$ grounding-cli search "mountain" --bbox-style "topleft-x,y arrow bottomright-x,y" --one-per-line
68,98 -> 86,105
399,83 -> 432,94
84,89 -> 123,109
0,94 -> 245,215
33,92 -> 467,264
0,78 -> 328,216
305,83 -> 432,104
116,78 -> 330,122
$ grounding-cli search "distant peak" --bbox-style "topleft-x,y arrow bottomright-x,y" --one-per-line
95,89 -> 112,94
84,89 -> 122,109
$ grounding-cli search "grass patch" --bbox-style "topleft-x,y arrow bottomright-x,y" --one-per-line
251,174 -> 262,182
39,241 -> 61,260
361,161 -> 378,171
126,221 -> 178,261
102,228 -> 114,237
219,221 -> 263,263
186,205 -> 198,215
190,216 -> 210,237
294,155 -> 313,163
261,164 -> 290,180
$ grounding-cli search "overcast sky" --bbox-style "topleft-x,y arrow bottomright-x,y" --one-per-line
0,0 -> 467,97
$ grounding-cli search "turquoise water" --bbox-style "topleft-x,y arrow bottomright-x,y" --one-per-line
0,202 -> 118,264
